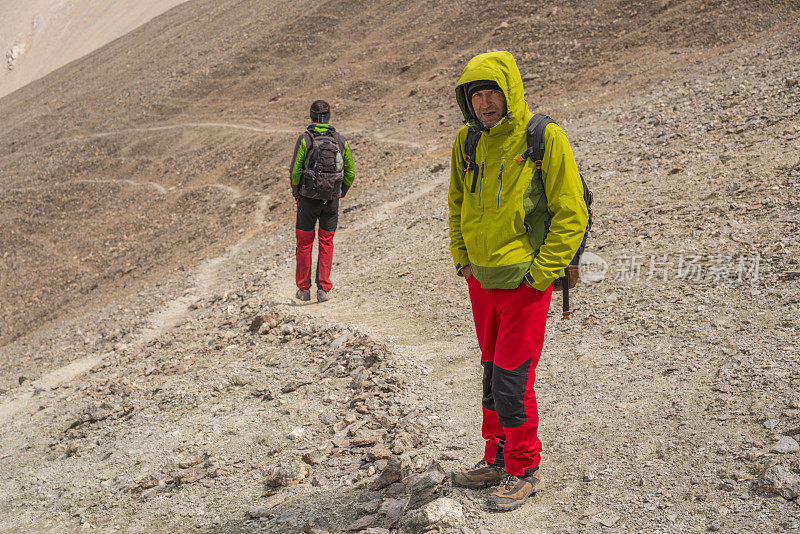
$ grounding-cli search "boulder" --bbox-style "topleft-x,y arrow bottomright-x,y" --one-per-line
264,461 -> 312,487
770,436 -> 799,454
400,497 -> 464,532
754,464 -> 800,500
378,496 -> 409,528
371,456 -> 404,490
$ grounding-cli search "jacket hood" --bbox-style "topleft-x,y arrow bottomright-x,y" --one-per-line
455,51 -> 529,130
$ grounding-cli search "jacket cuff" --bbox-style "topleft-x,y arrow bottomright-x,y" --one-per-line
528,268 -> 556,291
455,262 -> 469,276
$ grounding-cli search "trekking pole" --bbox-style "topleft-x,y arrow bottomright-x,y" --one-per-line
561,278 -> 571,320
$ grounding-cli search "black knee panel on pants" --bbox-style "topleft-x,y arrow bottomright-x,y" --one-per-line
492,359 -> 530,428
481,361 -> 495,412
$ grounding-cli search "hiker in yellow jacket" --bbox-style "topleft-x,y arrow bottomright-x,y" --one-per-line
448,51 -> 588,511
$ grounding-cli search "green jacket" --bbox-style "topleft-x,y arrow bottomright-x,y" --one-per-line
448,51 -> 588,291
290,123 -> 355,194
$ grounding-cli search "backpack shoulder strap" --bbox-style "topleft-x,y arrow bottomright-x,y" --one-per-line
332,131 -> 346,152
463,126 -> 482,171
526,113 -> 554,163
517,113 -> 555,187
301,130 -> 315,169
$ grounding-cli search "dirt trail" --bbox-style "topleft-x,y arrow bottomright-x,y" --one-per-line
0,193 -> 267,424
1,178 -> 248,201
1,178 -> 168,195
137,192 -> 270,341
0,353 -> 106,425
270,171 -> 453,340
8,122 -> 429,154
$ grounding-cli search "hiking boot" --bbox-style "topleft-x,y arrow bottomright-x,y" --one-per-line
451,460 -> 504,489
317,289 -> 329,302
295,289 -> 310,301
485,470 -> 543,512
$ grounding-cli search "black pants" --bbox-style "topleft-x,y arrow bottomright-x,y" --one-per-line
296,196 -> 339,232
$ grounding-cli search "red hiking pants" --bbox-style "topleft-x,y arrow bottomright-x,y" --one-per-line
295,228 -> 334,292
467,275 -> 552,476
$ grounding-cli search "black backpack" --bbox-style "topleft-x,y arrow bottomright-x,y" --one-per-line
464,113 -> 594,319
301,128 -> 344,201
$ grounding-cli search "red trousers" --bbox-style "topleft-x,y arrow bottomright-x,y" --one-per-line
467,275 -> 552,477
295,228 -> 334,291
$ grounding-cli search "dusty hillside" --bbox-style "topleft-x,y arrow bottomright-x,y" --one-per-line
0,0 -> 796,348
0,0 -> 190,98
1,0 -> 800,532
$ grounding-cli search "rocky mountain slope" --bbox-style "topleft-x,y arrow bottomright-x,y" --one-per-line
1,0 -> 796,348
0,0 -> 190,98
1,0 -> 799,532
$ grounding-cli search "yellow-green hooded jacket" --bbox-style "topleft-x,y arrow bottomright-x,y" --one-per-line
448,51 -> 588,291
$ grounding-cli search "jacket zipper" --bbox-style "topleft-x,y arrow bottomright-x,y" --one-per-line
468,161 -> 478,193
478,162 -> 485,206
496,165 -> 504,208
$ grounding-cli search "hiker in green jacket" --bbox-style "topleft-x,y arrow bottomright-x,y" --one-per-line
448,51 -> 588,511
289,100 -> 355,302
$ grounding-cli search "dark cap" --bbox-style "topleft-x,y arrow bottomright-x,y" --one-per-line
466,80 -> 501,101
310,100 -> 331,123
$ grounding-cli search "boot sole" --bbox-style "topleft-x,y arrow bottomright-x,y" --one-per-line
450,472 -> 503,490
485,498 -> 528,512
484,482 -> 543,512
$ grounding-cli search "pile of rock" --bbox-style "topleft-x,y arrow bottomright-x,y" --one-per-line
316,336 -> 430,487
753,433 -> 800,503
249,311 -> 346,348
347,457 -> 464,532
136,455 -> 223,499
238,312 -> 467,532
